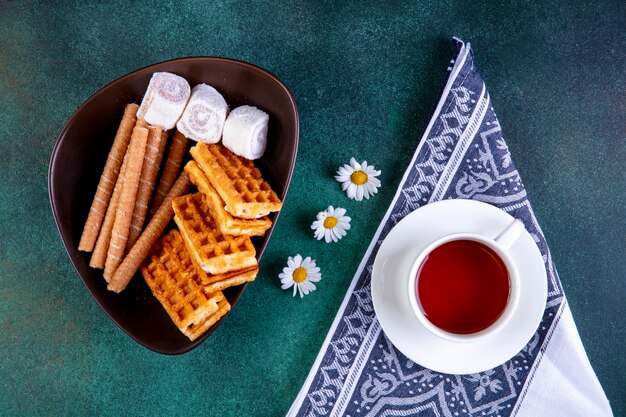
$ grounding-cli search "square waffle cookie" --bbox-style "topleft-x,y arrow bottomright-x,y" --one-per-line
185,160 -> 272,236
190,142 -> 282,219
172,193 -> 258,275
140,229 -> 231,341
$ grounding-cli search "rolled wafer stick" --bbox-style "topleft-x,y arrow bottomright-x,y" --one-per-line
108,171 -> 191,293
90,152 -> 128,270
149,130 -> 188,217
103,125 -> 149,280
79,103 -> 138,251
127,125 -> 165,249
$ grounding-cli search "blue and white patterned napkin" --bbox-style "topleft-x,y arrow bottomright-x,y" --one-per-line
288,39 -> 612,417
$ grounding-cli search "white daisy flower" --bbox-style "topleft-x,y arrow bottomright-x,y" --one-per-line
279,254 -> 322,298
335,157 -> 381,201
311,206 -> 351,243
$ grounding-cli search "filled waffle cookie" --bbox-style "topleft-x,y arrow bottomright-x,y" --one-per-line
172,193 -> 258,275
198,264 -> 258,294
141,229 -> 231,341
160,221 -> 258,293
190,142 -> 282,219
185,161 -> 272,236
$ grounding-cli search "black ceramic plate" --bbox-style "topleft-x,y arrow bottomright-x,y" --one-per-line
49,58 -> 298,354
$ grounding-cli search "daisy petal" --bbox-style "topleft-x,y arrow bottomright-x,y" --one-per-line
336,167 -> 350,176
365,166 -> 380,176
347,183 -> 357,198
355,186 -> 364,201
304,280 -> 316,292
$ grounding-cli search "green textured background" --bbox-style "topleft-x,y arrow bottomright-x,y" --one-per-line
0,1 -> 624,416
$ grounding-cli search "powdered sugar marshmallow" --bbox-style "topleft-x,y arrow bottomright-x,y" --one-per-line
176,84 -> 228,143
222,105 -> 269,160
137,72 -> 191,130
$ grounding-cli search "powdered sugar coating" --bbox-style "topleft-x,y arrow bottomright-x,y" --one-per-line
176,84 -> 228,143
137,72 -> 191,130
222,105 -> 269,160
153,73 -> 190,103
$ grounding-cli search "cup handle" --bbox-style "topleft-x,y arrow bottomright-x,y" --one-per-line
494,219 -> 525,250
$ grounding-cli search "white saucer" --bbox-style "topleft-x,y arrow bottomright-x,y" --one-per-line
371,199 -> 547,374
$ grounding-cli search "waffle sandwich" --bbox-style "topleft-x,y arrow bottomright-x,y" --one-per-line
140,229 -> 231,341
172,193 -> 258,275
190,142 -> 282,219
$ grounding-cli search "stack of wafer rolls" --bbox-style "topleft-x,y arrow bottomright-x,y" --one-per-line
102,122 -> 149,280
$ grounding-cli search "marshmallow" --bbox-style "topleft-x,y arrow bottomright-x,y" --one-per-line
222,105 -> 269,160
137,72 -> 190,130
176,84 -> 228,143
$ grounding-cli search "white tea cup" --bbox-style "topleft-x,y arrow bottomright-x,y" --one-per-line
407,220 -> 525,343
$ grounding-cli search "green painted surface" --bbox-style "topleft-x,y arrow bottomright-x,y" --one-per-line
0,1 -> 624,415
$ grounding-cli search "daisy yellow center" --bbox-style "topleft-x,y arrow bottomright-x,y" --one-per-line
292,267 -> 308,283
323,216 -> 338,229
351,170 -> 368,185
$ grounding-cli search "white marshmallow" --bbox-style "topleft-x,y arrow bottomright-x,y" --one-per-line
176,84 -> 228,143
137,72 -> 190,130
222,105 -> 269,160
